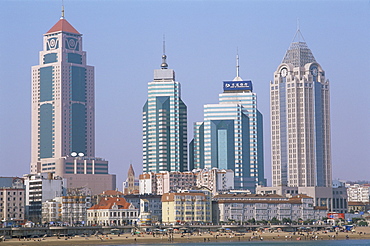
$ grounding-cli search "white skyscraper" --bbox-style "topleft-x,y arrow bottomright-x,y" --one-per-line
271,30 -> 331,188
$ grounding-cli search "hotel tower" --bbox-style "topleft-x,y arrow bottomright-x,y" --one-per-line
191,56 -> 265,191
270,30 -> 331,189
30,11 -> 115,194
142,51 -> 188,173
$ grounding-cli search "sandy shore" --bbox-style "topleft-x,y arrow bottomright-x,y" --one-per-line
2,227 -> 370,245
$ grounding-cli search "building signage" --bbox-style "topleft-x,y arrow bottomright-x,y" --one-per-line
223,81 -> 253,92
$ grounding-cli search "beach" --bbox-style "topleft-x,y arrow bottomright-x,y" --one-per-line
1,227 -> 370,245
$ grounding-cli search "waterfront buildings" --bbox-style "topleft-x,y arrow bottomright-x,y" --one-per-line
191,56 -> 265,191
213,194 -> 327,223
42,191 -> 92,225
193,168 -> 234,195
161,190 -> 212,224
24,173 -> 65,222
41,199 -> 61,224
346,184 -> 370,203
30,12 -> 115,194
0,177 -> 25,225
142,51 -> 188,173
139,171 -> 196,195
87,197 -> 138,226
124,194 -> 162,223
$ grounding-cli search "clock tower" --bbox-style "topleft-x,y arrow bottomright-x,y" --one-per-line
30,11 -> 116,194
270,29 -> 331,189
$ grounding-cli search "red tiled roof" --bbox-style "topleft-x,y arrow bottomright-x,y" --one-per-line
100,190 -> 124,196
47,19 -> 80,34
89,197 -> 131,210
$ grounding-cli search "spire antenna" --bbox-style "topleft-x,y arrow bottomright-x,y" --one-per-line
292,19 -> 305,43
233,48 -> 243,81
161,34 -> 168,69
61,0 -> 65,19
236,47 -> 240,78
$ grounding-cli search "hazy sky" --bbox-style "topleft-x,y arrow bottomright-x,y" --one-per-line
0,0 -> 369,188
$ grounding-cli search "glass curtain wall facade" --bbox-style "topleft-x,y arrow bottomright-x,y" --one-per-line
192,60 -> 265,191
142,55 -> 188,173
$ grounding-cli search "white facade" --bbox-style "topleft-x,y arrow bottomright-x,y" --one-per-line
87,197 -> 138,226
347,184 -> 370,203
139,171 -> 196,195
0,188 -> 25,224
42,199 -> 61,223
24,173 -> 65,222
214,194 -> 327,223
271,30 -> 331,188
193,168 -> 234,195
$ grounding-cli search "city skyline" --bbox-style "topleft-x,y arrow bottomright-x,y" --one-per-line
0,1 -> 369,187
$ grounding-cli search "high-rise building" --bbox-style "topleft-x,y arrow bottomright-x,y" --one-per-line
142,50 -> 188,173
191,56 -> 265,191
270,30 -> 331,189
30,11 -> 115,194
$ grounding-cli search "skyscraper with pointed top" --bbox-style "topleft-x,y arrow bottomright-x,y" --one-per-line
271,30 -> 331,188
142,49 -> 188,173
30,10 -> 116,194
190,55 -> 265,191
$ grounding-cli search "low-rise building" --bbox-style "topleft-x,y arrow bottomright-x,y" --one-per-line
213,194 -> 327,223
348,201 -> 370,213
332,184 -> 348,214
347,184 -> 370,203
24,173 -> 66,223
162,190 -> 212,225
0,177 -> 25,226
87,197 -> 138,226
124,194 -> 162,223
140,171 -> 196,195
42,199 -> 61,224
193,168 -> 234,195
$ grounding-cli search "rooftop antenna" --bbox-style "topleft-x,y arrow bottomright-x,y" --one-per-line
236,47 -> 240,78
161,34 -> 168,69
61,0 -> 65,19
233,47 -> 242,81
292,18 -> 305,43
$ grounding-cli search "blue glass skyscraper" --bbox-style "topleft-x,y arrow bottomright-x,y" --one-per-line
191,56 -> 265,191
142,52 -> 188,173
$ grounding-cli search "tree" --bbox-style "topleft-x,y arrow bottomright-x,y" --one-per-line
282,218 -> 292,224
351,218 -> 362,224
358,221 -> 368,226
247,218 -> 256,224
270,217 -> 281,225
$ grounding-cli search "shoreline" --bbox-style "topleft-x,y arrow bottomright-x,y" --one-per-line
2,227 -> 370,245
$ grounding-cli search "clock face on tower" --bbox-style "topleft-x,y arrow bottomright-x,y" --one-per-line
311,67 -> 318,76
281,67 -> 288,77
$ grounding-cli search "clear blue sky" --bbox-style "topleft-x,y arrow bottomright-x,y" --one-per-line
0,0 -> 369,188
